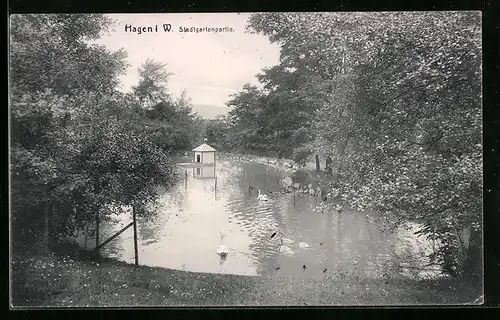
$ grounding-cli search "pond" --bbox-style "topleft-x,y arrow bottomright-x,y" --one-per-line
85,154 -> 444,281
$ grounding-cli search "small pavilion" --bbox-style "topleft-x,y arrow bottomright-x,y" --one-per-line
192,139 -> 216,164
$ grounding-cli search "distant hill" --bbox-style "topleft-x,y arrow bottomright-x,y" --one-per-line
191,104 -> 229,119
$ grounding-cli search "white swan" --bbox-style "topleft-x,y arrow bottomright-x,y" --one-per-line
278,239 -> 295,256
257,189 -> 268,201
216,230 -> 229,257
298,237 -> 311,249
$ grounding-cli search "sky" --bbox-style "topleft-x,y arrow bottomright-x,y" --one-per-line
97,13 -> 281,109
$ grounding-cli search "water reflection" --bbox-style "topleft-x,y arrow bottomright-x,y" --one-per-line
193,166 -> 216,179
95,155 -> 442,280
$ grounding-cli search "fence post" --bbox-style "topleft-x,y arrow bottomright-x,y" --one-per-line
133,205 -> 139,266
214,175 -> 218,200
95,209 -> 100,254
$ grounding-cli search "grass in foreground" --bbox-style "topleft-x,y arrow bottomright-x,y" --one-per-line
10,253 -> 482,308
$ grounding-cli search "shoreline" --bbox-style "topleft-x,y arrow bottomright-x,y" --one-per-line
218,152 -> 328,193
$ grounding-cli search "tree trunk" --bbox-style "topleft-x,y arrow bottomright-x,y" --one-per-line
43,202 -> 50,255
95,209 -> 100,253
84,223 -> 89,250
335,135 -> 352,184
315,154 -> 320,172
133,205 -> 139,266
325,155 -> 333,176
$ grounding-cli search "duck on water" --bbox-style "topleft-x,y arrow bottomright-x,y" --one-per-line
298,237 -> 311,249
278,238 -> 295,256
257,189 -> 269,201
274,233 -> 310,255
216,230 -> 229,257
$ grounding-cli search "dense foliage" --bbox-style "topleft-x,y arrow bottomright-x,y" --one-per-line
132,59 -> 204,152
9,14 -> 194,255
223,12 -> 482,277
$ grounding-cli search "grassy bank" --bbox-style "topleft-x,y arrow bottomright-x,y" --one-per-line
11,253 -> 482,308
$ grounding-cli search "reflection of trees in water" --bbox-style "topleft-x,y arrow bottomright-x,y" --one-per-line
323,210 -> 335,267
98,157 -> 442,279
123,181 -> 189,245
210,161 -> 245,193
273,195 -> 293,231
162,185 -> 187,212
392,223 -> 443,279
227,193 -> 280,238
349,216 -> 434,280
351,211 -> 369,278
345,213 -> 444,280
226,162 -> 286,226
335,209 -> 404,279
239,159 -> 444,280
360,211 -> 384,277
239,162 -> 285,193
336,211 -> 343,273
137,221 -> 163,243
220,162 -> 291,274
328,209 -> 369,279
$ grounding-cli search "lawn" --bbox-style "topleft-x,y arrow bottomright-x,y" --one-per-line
10,253 -> 483,308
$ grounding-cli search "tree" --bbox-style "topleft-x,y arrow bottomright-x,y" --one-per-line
203,116 -> 232,151
10,14 -> 179,256
246,12 -> 482,277
9,14 -> 128,96
226,84 -> 270,152
132,58 -> 173,108
256,66 -> 325,158
132,60 -> 204,152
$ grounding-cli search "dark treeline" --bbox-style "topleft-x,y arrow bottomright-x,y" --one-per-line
10,14 -> 202,257
207,12 -> 482,278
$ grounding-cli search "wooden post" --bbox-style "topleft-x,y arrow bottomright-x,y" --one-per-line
133,205 -> 139,266
293,188 -> 296,206
95,209 -> 100,253
337,210 -> 342,254
315,154 -> 320,172
249,184 -> 251,196
93,222 -> 134,252
43,184 -> 54,255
